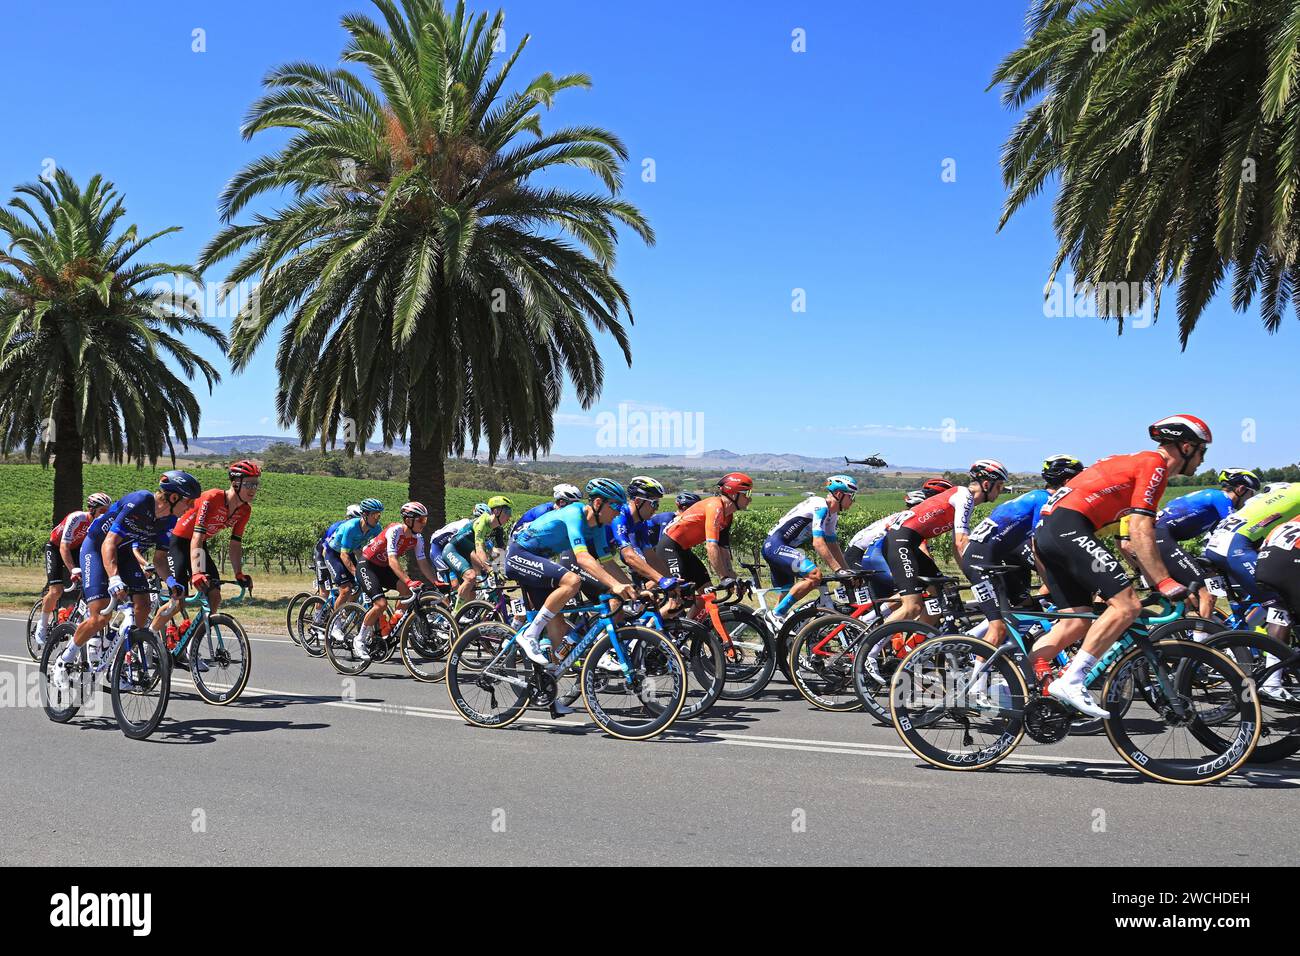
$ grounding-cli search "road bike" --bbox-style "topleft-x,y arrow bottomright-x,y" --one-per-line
163,581 -> 252,704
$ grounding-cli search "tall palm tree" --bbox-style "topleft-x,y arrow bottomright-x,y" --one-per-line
202,0 -> 653,523
0,171 -> 226,522
992,0 -> 1300,345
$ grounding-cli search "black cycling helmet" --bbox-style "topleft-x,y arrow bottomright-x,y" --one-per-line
1218,468 -> 1262,492
1041,454 -> 1084,486
627,476 -> 666,500
675,491 -> 701,509
159,470 -> 201,499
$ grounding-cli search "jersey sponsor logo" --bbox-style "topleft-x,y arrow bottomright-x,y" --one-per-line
1142,466 -> 1167,507
1071,534 -> 1118,572
508,554 -> 546,573
896,545 -> 915,578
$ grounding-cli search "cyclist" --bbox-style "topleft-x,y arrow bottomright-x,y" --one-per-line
1031,415 -> 1211,719
352,502 -> 440,659
882,462 -> 1009,626
322,498 -> 385,623
608,477 -> 675,586
763,475 -> 857,620
960,455 -> 1083,648
645,491 -> 699,549
33,492 -> 112,651
443,496 -> 513,610
308,505 -> 363,621
654,473 -> 753,587
506,478 -> 636,668
1201,480 -> 1300,640
152,460 -> 261,639
51,472 -> 201,689
1117,468 -> 1261,617
429,505 -> 482,586
511,484 -> 583,539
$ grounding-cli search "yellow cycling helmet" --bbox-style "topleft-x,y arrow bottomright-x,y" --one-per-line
487,495 -> 513,510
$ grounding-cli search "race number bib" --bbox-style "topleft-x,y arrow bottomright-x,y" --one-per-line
1205,517 -> 1244,556
1267,606 -> 1292,628
1043,486 -> 1073,511
831,584 -> 849,605
1204,576 -> 1228,598
971,579 -> 996,605
853,586 -> 872,605
508,597 -> 527,618
924,598 -> 942,616
1269,524 -> 1300,551
968,519 -> 997,544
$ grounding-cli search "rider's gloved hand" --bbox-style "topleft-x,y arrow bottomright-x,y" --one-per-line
1155,577 -> 1189,601
107,575 -> 127,597
236,572 -> 254,592
615,583 -> 637,602
69,567 -> 82,584
191,572 -> 210,592
405,579 -> 424,590
656,576 -> 681,591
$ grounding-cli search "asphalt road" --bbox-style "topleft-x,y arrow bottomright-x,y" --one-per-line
3,615 -> 1297,866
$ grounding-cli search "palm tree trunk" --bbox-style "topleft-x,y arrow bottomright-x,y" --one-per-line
407,415 -> 446,528
51,380 -> 83,524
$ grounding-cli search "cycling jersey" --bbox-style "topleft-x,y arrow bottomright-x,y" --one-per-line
664,497 -> 732,549
319,519 -> 347,547
172,488 -> 252,541
644,511 -> 674,547
49,511 -> 94,548
327,516 -> 383,553
513,501 -> 610,559
86,491 -> 173,550
967,489 -> 1048,555
361,521 -> 428,564
511,502 -> 554,538
1205,483 -> 1300,549
765,496 -> 839,549
894,485 -> 975,540
430,518 -> 471,549
1038,451 -> 1167,532
448,513 -> 505,557
848,514 -> 896,552
608,502 -> 657,556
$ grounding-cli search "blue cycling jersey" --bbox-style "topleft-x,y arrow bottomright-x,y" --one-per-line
512,502 -> 554,538
644,511 -> 674,547
968,489 -> 1049,555
86,491 -> 173,550
514,501 -> 609,559
320,519 -> 346,547
607,502 -> 656,555
328,516 -> 382,553
1157,488 -> 1232,540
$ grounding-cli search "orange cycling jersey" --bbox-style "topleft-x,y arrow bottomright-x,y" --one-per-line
1039,451 -> 1168,532
665,497 -> 732,549
172,488 -> 252,541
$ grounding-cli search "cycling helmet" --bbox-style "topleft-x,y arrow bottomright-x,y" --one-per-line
921,478 -> 954,496
346,504 -> 363,518
971,459 -> 1010,483
826,475 -> 858,495
1041,455 -> 1083,485
1149,414 -> 1212,445
159,470 -> 201,499
904,489 -> 927,507
717,473 -> 754,497
585,478 -> 628,507
359,498 -> 384,514
627,476 -> 666,500
1218,468 -> 1261,492
229,459 -> 261,481
86,492 -> 112,510
487,495 -> 512,510
473,502 -> 490,517
675,491 -> 701,509
553,483 -> 582,505
400,501 -> 428,519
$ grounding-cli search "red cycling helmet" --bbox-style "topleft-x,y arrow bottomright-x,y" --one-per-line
229,459 -> 262,481
1149,415 -> 1212,446
920,478 -> 954,497
717,472 -> 754,497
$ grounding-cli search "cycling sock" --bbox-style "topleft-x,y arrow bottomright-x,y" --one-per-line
35,618 -> 48,638
774,593 -> 796,616
358,624 -> 373,641
521,607 -> 556,644
60,642 -> 80,663
1060,651 -> 1098,687
1263,655 -> 1283,689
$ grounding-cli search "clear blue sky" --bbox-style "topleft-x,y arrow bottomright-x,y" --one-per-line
3,0 -> 1296,470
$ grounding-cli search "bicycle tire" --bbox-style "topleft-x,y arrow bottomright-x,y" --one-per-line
788,611 -> 874,712
580,626 -> 685,740
663,617 -> 726,720
853,619 -> 939,723
324,603 -> 371,676
39,624 -> 87,722
188,613 -> 251,704
400,600 -> 457,682
1203,629 -> 1300,764
27,598 -> 45,661
445,622 -> 530,728
714,606 -> 777,700
111,627 -> 171,740
454,599 -> 502,630
297,595 -> 328,657
285,591 -> 313,644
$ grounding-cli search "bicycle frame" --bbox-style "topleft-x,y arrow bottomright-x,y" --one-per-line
484,595 -> 633,691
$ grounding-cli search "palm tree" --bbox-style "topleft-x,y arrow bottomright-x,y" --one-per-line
992,0 -> 1300,345
0,171 -> 226,522
202,0 -> 653,523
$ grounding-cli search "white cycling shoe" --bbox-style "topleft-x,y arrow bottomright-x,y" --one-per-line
1048,679 -> 1110,719
516,633 -> 549,665
597,651 -> 623,674
1259,685 -> 1300,704
352,637 -> 371,661
49,659 -> 71,692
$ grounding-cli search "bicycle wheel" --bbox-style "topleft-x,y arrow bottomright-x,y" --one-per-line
285,591 -> 313,644
188,613 -> 251,704
774,601 -> 832,683
1102,640 -> 1261,784
27,598 -> 47,661
663,617 -> 726,720
1204,630 -> 1300,763
788,612 -> 872,713
852,620 -> 939,723
324,603 -> 371,676
580,626 -> 685,740
297,595 -> 328,657
400,600 -> 457,682
454,599 -> 502,630
39,624 -> 91,722
715,606 -> 777,700
445,623 -> 530,728
889,634 -> 1028,771
111,627 -> 171,740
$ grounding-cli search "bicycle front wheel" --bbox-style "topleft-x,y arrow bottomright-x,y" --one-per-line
581,626 -> 685,740
188,613 -> 251,704
789,611 -> 870,713
889,634 -> 1027,771
111,627 -> 171,740
1102,640 -> 1261,784
853,620 -> 939,723
39,624 -> 90,722
324,603 -> 371,676
27,598 -> 45,661
285,591 -> 313,644
1203,630 -> 1300,764
297,595 -> 328,657
445,623 -> 530,728
663,617 -> 726,720
400,600 -> 457,682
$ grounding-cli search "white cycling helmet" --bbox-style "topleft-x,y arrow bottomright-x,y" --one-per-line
346,504 -> 363,518
553,483 -> 582,505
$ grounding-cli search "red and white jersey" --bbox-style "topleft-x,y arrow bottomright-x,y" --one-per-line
1039,451 -> 1168,532
1263,519 -> 1300,551
173,488 -> 252,541
49,511 -> 93,548
362,522 -> 427,564
893,486 -> 975,540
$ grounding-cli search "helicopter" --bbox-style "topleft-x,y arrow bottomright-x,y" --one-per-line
843,454 -> 888,469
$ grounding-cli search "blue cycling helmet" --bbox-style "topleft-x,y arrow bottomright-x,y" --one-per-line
585,478 -> 628,507
359,498 -> 384,514
473,502 -> 490,517
676,491 -> 701,509
826,474 -> 858,495
159,470 -> 201,499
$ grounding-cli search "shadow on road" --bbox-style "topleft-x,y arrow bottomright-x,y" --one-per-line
906,757 -> 1300,790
